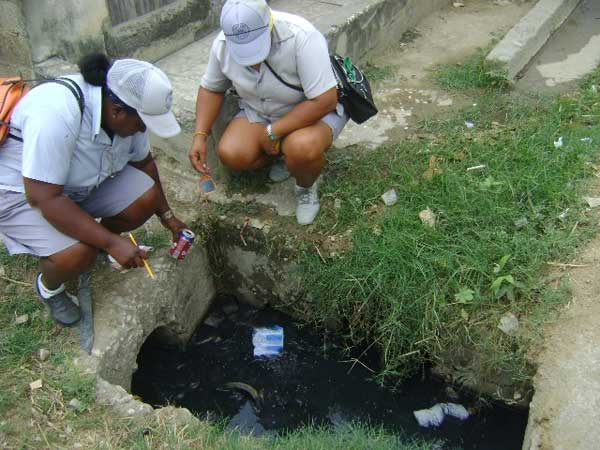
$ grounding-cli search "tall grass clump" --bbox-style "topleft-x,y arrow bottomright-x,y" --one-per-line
435,48 -> 510,91
299,68 -> 600,383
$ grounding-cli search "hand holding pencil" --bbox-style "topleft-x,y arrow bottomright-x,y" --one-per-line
128,233 -> 155,279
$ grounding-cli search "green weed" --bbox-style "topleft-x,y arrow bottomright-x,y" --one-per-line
435,48 -> 510,91
300,68 -> 600,383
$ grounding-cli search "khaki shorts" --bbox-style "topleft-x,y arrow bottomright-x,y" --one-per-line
0,165 -> 154,257
235,104 -> 349,141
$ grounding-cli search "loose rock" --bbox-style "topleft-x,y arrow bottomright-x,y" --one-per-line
419,208 -> 436,228
14,314 -> 29,325
68,398 -> 84,411
38,348 -> 50,362
498,312 -> 519,335
381,189 -> 398,206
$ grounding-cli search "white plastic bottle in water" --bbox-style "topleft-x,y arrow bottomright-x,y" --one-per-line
252,326 -> 284,357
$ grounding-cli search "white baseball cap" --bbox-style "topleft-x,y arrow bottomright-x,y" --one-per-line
220,0 -> 272,66
106,59 -> 181,138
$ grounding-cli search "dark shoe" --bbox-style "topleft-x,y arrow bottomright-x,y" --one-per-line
35,273 -> 81,327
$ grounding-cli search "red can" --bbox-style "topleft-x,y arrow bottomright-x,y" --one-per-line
169,229 -> 195,260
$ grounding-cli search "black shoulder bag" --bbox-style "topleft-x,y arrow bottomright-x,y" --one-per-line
265,54 -> 378,124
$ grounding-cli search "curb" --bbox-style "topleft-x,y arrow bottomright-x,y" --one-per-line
486,0 -> 582,80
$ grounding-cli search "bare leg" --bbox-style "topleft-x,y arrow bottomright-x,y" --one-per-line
40,243 -> 98,289
100,184 -> 158,234
40,184 -> 159,288
218,117 -> 272,171
282,122 -> 333,187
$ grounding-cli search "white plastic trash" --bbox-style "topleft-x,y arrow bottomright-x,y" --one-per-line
414,404 -> 445,427
413,402 -> 469,427
381,189 -> 398,206
253,326 -> 284,357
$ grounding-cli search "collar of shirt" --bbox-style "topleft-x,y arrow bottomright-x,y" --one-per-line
88,84 -> 110,145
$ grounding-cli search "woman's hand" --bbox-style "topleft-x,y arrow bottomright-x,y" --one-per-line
260,127 -> 281,156
161,214 -> 188,243
106,235 -> 148,269
189,136 -> 210,174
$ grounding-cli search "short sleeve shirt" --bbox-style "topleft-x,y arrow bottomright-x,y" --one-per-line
201,10 -> 337,123
0,74 -> 150,200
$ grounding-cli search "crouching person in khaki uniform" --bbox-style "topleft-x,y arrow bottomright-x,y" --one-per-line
189,0 -> 349,225
0,53 -> 187,326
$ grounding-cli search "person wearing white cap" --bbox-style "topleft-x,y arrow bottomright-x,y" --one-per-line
0,53 -> 187,326
189,0 -> 349,225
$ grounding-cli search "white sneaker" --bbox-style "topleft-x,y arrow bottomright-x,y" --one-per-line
269,157 -> 291,182
295,182 -> 320,225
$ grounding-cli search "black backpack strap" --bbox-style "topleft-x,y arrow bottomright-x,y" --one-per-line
39,77 -> 85,116
7,77 -> 86,143
264,61 -> 303,93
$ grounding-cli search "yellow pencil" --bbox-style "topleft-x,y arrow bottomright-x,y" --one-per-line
128,233 -> 155,279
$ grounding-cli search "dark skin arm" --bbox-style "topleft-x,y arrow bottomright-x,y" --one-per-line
23,178 -> 146,268
128,152 -> 187,241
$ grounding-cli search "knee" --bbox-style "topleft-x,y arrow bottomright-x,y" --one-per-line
285,135 -> 325,167
217,144 -> 256,171
135,184 -> 159,215
50,244 -> 98,274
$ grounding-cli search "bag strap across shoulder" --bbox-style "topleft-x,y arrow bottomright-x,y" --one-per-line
8,77 -> 85,143
264,61 -> 303,93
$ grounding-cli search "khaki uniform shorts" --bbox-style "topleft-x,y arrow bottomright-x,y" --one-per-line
0,165 -> 154,257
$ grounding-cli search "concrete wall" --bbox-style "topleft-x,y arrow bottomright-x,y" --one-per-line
105,0 -> 213,62
4,0 -> 222,75
0,0 -> 34,77
23,0 -> 108,64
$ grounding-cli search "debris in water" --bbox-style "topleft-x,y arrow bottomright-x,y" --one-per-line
221,382 -> 263,408
419,208 -> 436,228
227,400 -> 266,436
498,312 -> 519,335
253,326 -> 284,357
414,402 -> 469,428
585,197 -> 600,208
381,189 -> 398,206
553,136 -> 563,148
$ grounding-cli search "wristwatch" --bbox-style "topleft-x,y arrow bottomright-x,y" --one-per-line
266,123 -> 280,142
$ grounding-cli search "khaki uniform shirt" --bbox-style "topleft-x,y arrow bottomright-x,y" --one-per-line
201,10 -> 337,123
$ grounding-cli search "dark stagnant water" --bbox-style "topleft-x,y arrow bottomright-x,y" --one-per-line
132,296 -> 528,449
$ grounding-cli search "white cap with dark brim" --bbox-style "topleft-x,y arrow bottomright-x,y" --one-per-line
221,0 -> 272,66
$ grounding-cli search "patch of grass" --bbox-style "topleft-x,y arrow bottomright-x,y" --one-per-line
226,168 -> 271,194
136,226 -> 172,249
435,48 -> 510,91
299,67 -> 600,384
363,63 -> 395,84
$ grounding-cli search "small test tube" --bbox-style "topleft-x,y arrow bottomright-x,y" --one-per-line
199,174 -> 215,193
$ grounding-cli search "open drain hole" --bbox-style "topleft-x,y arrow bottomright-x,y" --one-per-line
131,295 -> 528,449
